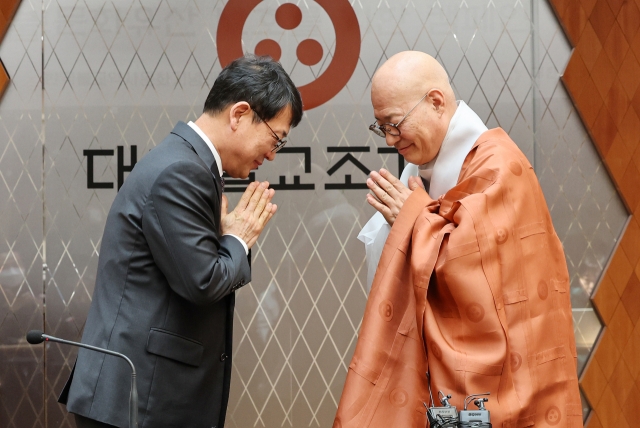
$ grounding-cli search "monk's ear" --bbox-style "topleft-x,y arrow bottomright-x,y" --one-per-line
429,89 -> 446,114
229,102 -> 252,131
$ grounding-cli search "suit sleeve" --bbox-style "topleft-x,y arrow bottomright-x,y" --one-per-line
141,160 -> 251,305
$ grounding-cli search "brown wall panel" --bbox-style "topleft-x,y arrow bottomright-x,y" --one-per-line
0,0 -> 21,101
548,0 -> 640,426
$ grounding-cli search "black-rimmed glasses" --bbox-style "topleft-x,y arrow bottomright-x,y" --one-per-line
253,110 -> 288,153
368,91 -> 430,138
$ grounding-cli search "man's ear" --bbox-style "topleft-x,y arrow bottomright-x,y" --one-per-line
229,102 -> 252,131
429,89 -> 446,114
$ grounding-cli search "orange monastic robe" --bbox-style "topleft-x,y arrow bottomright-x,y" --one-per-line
334,128 -> 582,427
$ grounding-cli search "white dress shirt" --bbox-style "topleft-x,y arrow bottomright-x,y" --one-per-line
187,121 -> 249,255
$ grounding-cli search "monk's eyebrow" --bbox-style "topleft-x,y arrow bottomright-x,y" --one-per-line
374,109 -> 404,123
374,115 -> 392,123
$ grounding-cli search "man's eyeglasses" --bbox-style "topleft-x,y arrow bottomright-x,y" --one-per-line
253,109 -> 287,153
368,91 -> 430,138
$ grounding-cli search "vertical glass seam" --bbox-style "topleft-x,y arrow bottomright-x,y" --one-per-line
531,0 -> 538,172
40,1 -> 47,427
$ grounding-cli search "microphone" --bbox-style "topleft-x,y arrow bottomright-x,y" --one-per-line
26,330 -> 138,428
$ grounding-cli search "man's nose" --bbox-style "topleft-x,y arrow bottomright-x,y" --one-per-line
385,133 -> 401,146
266,150 -> 276,161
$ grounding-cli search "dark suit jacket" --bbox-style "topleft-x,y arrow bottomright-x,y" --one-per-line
59,122 -> 251,428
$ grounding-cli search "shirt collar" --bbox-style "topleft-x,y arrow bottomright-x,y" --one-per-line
187,121 -> 223,177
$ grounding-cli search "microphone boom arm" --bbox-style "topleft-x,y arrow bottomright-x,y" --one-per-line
39,333 -> 138,428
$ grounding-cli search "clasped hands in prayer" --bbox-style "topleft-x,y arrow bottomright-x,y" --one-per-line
366,168 -> 427,225
221,181 -> 277,249
219,169 -> 425,245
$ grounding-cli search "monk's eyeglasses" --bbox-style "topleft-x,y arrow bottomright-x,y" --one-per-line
368,91 -> 430,138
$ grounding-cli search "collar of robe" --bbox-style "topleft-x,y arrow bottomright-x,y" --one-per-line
418,100 -> 488,199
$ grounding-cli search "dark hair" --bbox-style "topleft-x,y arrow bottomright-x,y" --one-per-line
204,54 -> 303,127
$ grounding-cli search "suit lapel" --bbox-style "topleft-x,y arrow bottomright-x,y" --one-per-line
170,121 -> 224,197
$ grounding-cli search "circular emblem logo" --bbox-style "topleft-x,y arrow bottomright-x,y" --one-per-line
429,341 -> 442,360
379,299 -> 394,322
510,352 -> 522,372
217,0 -> 361,110
389,387 -> 408,407
466,303 -> 485,323
545,405 -> 562,426
538,280 -> 548,300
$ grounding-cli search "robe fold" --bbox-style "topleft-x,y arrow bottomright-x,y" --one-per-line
334,128 -> 582,428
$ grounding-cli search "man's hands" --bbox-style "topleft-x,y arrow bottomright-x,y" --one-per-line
221,181 -> 277,249
366,169 -> 424,225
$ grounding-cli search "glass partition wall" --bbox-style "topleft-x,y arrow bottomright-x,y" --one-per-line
0,0 -> 627,426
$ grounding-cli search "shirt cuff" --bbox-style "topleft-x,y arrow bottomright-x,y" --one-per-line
224,234 -> 248,255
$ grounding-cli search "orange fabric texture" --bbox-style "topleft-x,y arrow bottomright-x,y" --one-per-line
334,128 -> 582,428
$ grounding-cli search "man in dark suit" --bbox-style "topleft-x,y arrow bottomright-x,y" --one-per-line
58,55 -> 303,428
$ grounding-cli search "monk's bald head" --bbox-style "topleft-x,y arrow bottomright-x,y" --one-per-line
371,51 -> 455,108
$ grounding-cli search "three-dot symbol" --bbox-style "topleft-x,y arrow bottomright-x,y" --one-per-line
254,3 -> 324,66
217,0 -> 361,109
545,405 -> 561,425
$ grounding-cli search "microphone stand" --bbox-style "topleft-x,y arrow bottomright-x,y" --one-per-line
31,332 -> 138,428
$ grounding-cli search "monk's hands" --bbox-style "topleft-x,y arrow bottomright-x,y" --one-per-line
221,181 -> 277,249
366,169 -> 424,225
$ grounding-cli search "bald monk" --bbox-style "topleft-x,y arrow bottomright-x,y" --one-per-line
334,51 -> 582,427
